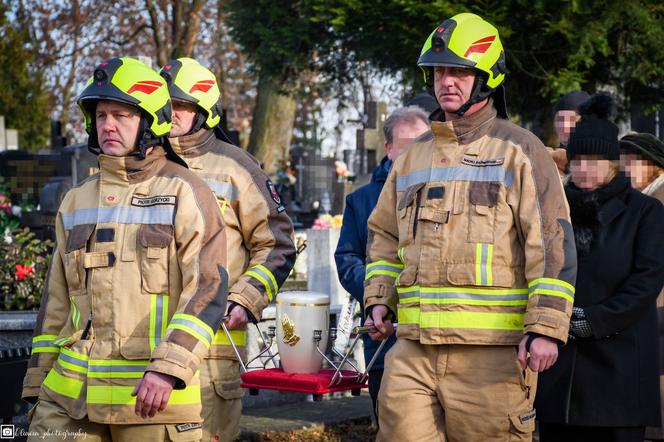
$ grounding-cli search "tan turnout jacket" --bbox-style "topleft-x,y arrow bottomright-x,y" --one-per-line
365,102 -> 576,345
22,147 -> 228,424
171,129 -> 296,360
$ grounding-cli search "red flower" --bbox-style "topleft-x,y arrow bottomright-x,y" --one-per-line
15,264 -> 33,281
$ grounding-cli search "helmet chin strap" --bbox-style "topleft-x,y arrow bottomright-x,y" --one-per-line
453,73 -> 492,117
135,118 -> 163,160
184,112 -> 206,136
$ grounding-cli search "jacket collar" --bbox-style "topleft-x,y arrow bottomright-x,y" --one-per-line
169,128 -> 216,159
371,156 -> 392,184
98,146 -> 167,186
430,99 -> 497,146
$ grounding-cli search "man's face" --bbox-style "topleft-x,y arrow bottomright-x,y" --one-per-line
569,155 -> 614,190
433,66 -> 477,115
95,100 -> 141,156
554,110 -> 581,146
170,101 -> 199,137
620,152 -> 659,191
385,119 -> 430,161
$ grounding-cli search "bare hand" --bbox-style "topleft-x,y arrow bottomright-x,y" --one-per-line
365,305 -> 394,340
131,371 -> 176,418
518,335 -> 558,372
225,304 -> 249,330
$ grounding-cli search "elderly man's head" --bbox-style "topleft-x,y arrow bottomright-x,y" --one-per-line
383,106 -> 431,161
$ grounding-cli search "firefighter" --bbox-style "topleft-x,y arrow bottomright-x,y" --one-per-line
159,58 -> 296,442
22,57 -> 229,442
363,13 -> 577,441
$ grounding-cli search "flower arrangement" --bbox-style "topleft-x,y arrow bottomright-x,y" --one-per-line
312,213 -> 343,229
0,228 -> 53,310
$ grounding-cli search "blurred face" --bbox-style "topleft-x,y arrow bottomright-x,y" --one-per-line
620,152 -> 661,191
385,118 -> 430,160
170,100 -> 199,137
434,66 -> 481,120
95,100 -> 141,156
554,110 -> 581,146
569,155 -> 616,190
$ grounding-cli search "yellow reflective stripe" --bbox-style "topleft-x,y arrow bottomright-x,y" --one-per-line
167,313 -> 214,348
87,359 -> 149,379
475,243 -> 494,286
87,384 -> 200,405
213,329 -> 247,346
397,247 -> 405,263
60,347 -> 89,362
398,308 -> 524,331
528,278 -> 575,303
365,260 -> 404,281
397,286 -> 528,295
254,265 -> 278,297
43,369 -> 84,399
475,243 -> 482,284
367,260 -> 404,269
70,297 -> 80,330
57,359 -> 88,374
366,269 -> 401,279
33,334 -> 58,342
32,334 -> 60,353
245,269 -> 274,301
149,294 -> 168,353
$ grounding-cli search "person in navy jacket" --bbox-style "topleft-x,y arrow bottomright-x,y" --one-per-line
335,105 -> 431,424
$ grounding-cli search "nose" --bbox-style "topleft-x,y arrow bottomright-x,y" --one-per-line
98,115 -> 116,133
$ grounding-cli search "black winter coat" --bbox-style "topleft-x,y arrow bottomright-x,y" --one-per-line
536,175 -> 664,427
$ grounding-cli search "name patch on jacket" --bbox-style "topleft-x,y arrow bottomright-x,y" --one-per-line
519,410 -> 536,425
175,423 -> 202,432
461,157 -> 504,167
131,195 -> 176,207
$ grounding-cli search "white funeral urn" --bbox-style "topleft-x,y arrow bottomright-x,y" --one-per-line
276,291 -> 330,373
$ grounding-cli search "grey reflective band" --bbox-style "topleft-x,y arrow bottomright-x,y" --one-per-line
88,363 -> 148,373
479,243 -> 489,286
168,317 -> 213,343
62,206 -> 175,230
248,266 -> 277,294
59,352 -> 89,368
396,166 -> 513,192
529,281 -> 575,299
32,340 -> 58,349
401,290 -> 528,302
154,294 -> 165,349
206,180 -> 238,202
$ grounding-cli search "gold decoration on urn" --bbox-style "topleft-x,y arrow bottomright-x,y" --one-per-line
281,314 -> 300,346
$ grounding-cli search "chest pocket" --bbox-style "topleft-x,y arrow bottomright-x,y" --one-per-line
63,224 -> 95,296
467,181 -> 500,244
397,183 -> 425,246
138,224 -> 173,295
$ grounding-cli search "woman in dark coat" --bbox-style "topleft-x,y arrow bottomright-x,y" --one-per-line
536,96 -> 664,442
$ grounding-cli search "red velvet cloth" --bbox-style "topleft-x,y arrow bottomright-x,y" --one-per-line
240,368 -> 368,395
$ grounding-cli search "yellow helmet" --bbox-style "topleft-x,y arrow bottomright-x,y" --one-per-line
78,57 -> 174,158
418,13 -> 507,117
159,58 -> 223,131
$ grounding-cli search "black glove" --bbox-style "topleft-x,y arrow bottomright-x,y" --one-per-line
569,306 -> 593,339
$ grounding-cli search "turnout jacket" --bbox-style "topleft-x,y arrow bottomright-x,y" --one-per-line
170,129 -> 296,360
22,147 -> 229,424
364,102 -> 577,345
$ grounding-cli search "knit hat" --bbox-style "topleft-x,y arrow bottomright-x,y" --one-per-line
554,91 -> 591,113
567,94 -> 619,161
619,132 -> 664,169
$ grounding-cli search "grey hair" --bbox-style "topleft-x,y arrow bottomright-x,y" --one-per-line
383,106 -> 431,145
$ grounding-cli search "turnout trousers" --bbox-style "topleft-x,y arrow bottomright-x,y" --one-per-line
377,339 -> 537,442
